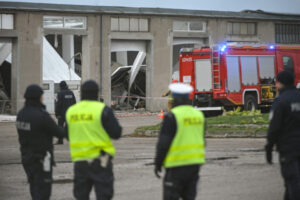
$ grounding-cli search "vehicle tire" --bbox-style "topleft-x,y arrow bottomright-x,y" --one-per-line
244,95 -> 258,111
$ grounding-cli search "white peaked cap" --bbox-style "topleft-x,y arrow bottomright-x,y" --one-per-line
169,83 -> 193,94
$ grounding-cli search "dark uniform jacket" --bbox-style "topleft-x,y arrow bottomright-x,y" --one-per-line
55,87 -> 76,120
267,86 -> 300,157
16,101 -> 65,165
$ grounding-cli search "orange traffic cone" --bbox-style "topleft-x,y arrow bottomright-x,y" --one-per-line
157,109 -> 164,119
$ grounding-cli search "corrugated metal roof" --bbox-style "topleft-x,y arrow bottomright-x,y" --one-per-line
0,1 -> 300,21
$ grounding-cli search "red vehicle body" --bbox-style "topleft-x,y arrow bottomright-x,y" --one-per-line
179,44 -> 300,110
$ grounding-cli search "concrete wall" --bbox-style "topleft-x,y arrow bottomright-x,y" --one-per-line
11,12 -> 43,113
208,19 -> 275,44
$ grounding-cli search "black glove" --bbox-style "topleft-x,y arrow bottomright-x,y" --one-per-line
154,166 -> 161,179
265,144 -> 273,165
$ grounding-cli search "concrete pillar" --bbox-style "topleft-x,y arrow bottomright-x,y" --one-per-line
11,12 -> 43,114
148,17 -> 172,111
116,51 -> 127,66
62,34 -> 75,70
101,15 -> 111,105
81,15 -> 101,86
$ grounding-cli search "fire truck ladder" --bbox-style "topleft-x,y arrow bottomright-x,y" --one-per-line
211,45 -> 221,90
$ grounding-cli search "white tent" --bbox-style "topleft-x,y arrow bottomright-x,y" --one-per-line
3,37 -> 81,114
5,37 -> 81,83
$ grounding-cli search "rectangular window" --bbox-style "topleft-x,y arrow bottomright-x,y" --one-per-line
173,21 -> 206,32
258,56 -> 275,79
233,23 -> 241,35
130,18 -> 139,32
275,24 -> 300,44
139,19 -> 148,32
43,16 -> 63,28
43,16 -> 86,29
173,21 -> 189,31
64,17 -> 86,29
227,22 -> 233,35
247,23 -> 256,35
111,18 -> 119,31
119,18 -> 130,31
226,56 -> 241,92
189,22 -> 204,31
227,22 -> 256,35
240,56 -> 258,85
111,17 -> 149,32
283,56 -> 294,73
0,14 -> 14,29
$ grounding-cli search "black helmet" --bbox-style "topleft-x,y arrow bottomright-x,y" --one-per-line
276,70 -> 295,86
81,80 -> 99,100
24,84 -> 44,100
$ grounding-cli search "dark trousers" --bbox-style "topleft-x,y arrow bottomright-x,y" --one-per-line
163,165 -> 200,200
74,159 -> 114,200
57,117 -> 65,143
23,162 -> 52,200
280,155 -> 300,200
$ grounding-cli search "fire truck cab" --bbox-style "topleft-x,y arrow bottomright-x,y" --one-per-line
179,44 -> 300,110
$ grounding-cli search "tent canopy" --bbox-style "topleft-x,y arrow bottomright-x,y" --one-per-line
5,37 -> 81,83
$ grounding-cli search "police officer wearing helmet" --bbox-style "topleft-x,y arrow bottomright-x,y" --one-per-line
154,83 -> 206,200
66,80 -> 122,200
16,84 -> 66,200
266,70 -> 300,200
55,80 -> 76,144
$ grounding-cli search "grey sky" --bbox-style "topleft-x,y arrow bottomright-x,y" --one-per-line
2,0 -> 300,14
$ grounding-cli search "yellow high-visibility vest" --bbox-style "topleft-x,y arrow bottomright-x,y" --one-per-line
66,100 -> 115,162
163,105 -> 206,168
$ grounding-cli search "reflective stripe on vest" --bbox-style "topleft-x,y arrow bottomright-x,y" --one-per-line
66,100 -> 116,162
163,105 -> 206,168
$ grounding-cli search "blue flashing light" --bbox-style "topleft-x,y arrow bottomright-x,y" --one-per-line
269,45 -> 275,50
220,44 -> 227,52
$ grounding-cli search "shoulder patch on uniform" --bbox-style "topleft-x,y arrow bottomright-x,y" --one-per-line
291,103 -> 300,112
16,121 -> 31,131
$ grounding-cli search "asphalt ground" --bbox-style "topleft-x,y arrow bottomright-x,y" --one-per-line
0,114 -> 284,200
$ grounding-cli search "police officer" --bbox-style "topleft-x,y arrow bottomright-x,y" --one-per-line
66,80 -> 122,200
266,70 -> 300,200
16,84 -> 65,200
55,80 -> 76,144
154,83 -> 206,200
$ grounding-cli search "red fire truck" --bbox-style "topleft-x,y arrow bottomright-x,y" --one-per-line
179,43 -> 300,110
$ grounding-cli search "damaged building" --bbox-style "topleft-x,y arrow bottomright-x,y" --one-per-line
0,1 -> 300,113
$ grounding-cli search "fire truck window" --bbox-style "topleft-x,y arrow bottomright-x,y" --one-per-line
283,56 -> 294,73
258,56 -> 275,79
241,56 -> 258,85
226,56 -> 241,92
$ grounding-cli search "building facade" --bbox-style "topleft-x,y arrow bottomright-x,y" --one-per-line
0,2 -> 300,113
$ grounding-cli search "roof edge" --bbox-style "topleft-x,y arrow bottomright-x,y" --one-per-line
0,2 -> 300,21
